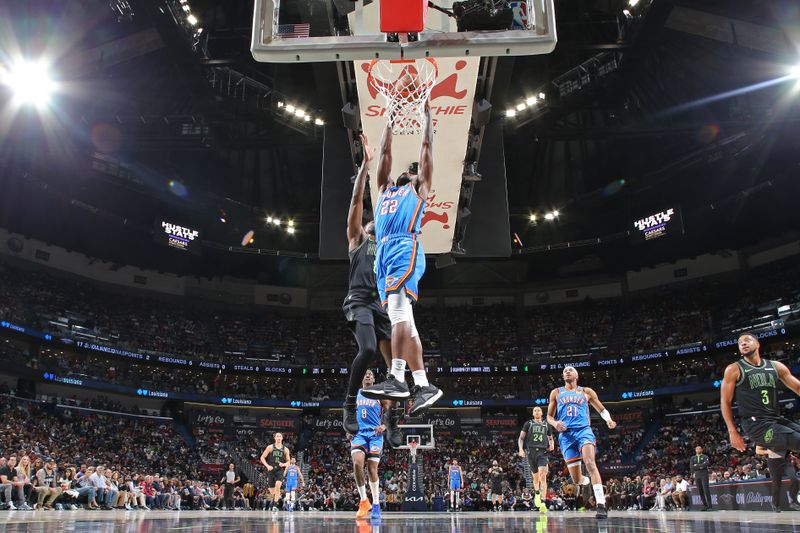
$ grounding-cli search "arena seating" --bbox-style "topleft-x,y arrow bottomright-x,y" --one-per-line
1,256 -> 799,367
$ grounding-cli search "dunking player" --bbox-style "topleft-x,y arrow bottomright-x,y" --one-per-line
259,432 -> 291,513
342,132 -> 402,448
547,366 -> 617,519
518,406 -> 554,513
351,370 -> 388,520
720,332 -> 800,512
360,94 -> 442,415
489,460 -> 504,512
283,458 -> 304,512
447,459 -> 464,512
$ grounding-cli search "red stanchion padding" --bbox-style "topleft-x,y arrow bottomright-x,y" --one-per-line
380,0 -> 428,33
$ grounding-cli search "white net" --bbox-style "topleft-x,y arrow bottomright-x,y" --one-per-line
367,58 -> 438,135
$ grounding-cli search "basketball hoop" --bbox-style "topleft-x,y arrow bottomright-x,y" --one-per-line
367,58 -> 438,135
409,440 -> 419,463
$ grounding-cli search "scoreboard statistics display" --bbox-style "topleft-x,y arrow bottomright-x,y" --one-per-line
630,206 -> 684,244
154,219 -> 202,254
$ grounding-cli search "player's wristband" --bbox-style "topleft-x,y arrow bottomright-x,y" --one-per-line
600,409 -> 612,422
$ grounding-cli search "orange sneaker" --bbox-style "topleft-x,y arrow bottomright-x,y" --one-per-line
356,499 -> 372,519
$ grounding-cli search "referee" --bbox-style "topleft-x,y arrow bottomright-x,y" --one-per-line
221,463 -> 240,510
690,446 -> 712,511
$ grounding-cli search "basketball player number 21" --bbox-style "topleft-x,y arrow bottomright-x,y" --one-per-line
566,405 -> 577,417
380,199 -> 398,215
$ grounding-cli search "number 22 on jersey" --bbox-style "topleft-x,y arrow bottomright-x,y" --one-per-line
380,199 -> 398,215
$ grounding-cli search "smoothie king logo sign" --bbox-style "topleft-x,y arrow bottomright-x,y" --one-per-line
356,57 -> 480,254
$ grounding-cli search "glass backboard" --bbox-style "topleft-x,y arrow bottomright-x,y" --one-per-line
251,0 -> 557,63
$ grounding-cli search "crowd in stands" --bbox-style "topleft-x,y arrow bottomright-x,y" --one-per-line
2,254 -> 800,513
2,254 -> 799,371
0,395 -> 234,512
0,263 -> 302,364
620,292 -> 711,352
2,384 -> 800,514
524,301 -> 617,357
3,333 -> 799,406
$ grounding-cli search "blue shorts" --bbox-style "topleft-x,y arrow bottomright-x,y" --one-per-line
351,431 -> 384,460
450,478 -> 462,491
285,480 -> 297,491
376,235 -> 426,306
558,426 -> 596,464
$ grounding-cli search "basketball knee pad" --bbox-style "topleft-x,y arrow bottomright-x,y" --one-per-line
407,304 -> 419,339
387,292 -> 412,326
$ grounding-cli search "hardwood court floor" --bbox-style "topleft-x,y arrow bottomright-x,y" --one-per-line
2,508 -> 800,532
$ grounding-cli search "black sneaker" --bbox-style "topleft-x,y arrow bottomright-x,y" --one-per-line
343,397 -> 359,435
789,503 -> 800,512
595,504 -> 608,519
771,503 -> 782,513
361,375 -> 410,400
408,384 -> 443,416
384,407 -> 403,449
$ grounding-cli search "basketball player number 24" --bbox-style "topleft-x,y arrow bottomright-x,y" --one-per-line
380,199 -> 398,215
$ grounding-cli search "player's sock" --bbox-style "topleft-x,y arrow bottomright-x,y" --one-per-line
370,480 -> 380,503
592,484 -> 606,506
456,492 -> 460,508
450,492 -> 455,508
357,484 -> 367,501
412,369 -> 429,387
391,359 -> 407,381
768,458 -> 787,508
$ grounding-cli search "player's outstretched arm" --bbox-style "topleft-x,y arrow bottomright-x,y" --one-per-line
417,98 -> 433,199
585,387 -> 616,429
376,121 -> 393,193
720,363 -> 745,452
546,389 -> 565,432
348,133 -> 374,251
775,361 -> 800,395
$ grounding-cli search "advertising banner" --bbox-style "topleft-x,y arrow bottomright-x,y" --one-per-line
355,56 -> 481,254
426,412 -> 462,436
690,479 -> 796,511
484,415 -> 519,434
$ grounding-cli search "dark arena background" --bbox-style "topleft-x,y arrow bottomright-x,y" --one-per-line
2,1 -> 800,532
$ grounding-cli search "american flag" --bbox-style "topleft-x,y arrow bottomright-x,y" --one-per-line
277,23 -> 310,39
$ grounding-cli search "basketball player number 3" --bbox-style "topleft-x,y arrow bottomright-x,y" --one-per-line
380,199 -> 398,215
761,390 -> 770,405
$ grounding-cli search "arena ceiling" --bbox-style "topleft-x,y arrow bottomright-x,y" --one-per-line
1,0 -> 799,285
